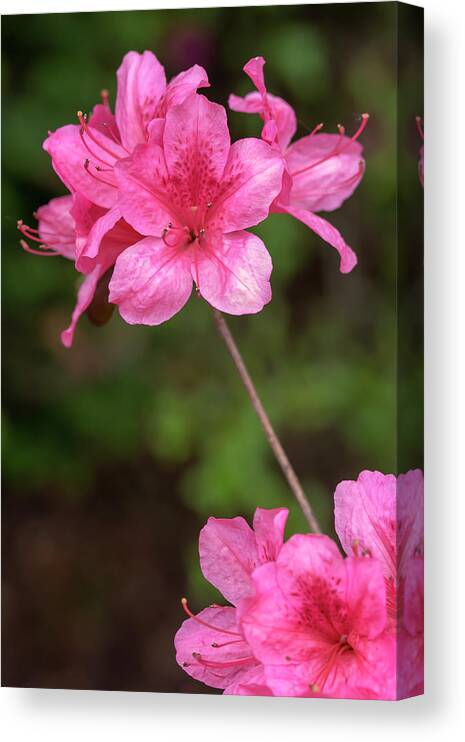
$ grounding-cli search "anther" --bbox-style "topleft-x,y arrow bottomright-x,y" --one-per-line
310,683 -> 320,694
100,89 -> 110,107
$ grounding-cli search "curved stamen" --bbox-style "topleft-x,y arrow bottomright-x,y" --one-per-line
416,116 -> 424,140
310,639 -> 352,693
77,111 -> 123,161
102,122 -> 130,154
19,239 -> 59,256
84,158 -> 117,189
291,114 -> 369,178
79,126 -> 115,169
192,652 -> 254,669
181,598 -> 242,637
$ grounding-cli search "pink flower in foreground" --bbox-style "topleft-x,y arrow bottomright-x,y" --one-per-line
42,51 -> 209,274
334,469 -> 424,697
109,92 -> 285,324
239,534 -> 395,699
229,57 -> 368,273
175,508 -> 288,695
18,194 -> 140,346
19,50 -> 208,345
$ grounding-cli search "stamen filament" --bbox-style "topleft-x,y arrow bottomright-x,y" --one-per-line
181,598 -> 242,637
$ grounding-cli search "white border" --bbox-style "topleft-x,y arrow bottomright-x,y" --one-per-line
2,0 -> 464,740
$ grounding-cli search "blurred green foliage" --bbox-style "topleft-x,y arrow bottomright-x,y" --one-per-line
2,4 -> 423,688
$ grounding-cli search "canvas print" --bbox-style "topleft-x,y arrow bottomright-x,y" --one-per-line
2,2 -> 424,699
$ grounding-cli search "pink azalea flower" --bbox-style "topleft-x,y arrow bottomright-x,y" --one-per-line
229,56 -> 368,273
334,469 -> 424,697
175,508 -> 288,695
238,534 -> 396,699
18,194 -> 140,346
43,51 -> 209,271
109,92 -> 285,324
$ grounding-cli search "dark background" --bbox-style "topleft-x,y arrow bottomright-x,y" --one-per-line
2,3 -> 423,692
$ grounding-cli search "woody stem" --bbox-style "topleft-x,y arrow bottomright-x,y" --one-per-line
212,309 -> 322,534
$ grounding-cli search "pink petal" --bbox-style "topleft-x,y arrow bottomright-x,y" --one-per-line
36,195 -> 76,260
224,665 -> 272,696
75,205 -> 121,272
286,133 -> 364,212
88,102 -> 119,141
210,138 -> 284,233
115,50 -> 167,151
43,124 -> 124,209
108,236 -> 192,326
194,231 -> 272,315
344,556 -> 387,638
229,90 -> 297,151
252,507 -> 288,563
175,605 -> 257,691
334,470 -> 398,578
164,64 -> 210,109
114,142 -> 173,236
229,56 -> 297,150
276,203 -> 357,273
199,515 -> 259,605
61,268 -> 102,348
163,93 -> 230,207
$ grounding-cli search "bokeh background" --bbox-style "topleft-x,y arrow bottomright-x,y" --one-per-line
2,3 -> 423,692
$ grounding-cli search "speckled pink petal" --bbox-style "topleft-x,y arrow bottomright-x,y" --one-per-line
194,231 -> 272,315
115,50 -> 167,151
252,508 -> 288,563
108,236 -> 192,326
199,516 -> 259,605
209,137 -> 284,233
163,93 -> 230,208
114,142 -> 173,236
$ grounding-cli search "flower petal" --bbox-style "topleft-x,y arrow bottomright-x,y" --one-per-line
252,508 -> 288,563
115,50 -> 167,151
108,236 -> 192,326
199,515 -> 259,605
210,138 -> 284,233
224,665 -> 272,696
175,605 -> 257,691
43,124 -> 124,209
114,142 -> 173,236
195,231 -> 272,315
229,90 -> 297,151
37,195 -> 76,260
163,93 -> 230,207
286,133 -> 364,212
164,64 -> 210,109
276,203 -> 357,273
334,470 -> 397,577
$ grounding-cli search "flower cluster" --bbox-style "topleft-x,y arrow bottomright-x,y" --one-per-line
18,52 -> 367,347
175,470 -> 424,700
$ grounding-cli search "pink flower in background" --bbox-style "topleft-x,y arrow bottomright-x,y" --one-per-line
175,508 -> 288,695
238,534 -> 395,699
334,469 -> 424,697
109,92 -> 284,325
229,56 -> 368,273
18,194 -> 140,347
